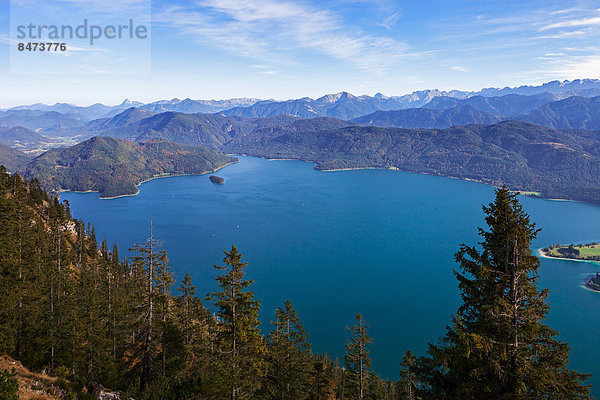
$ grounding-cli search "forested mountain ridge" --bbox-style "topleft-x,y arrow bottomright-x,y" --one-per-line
97,112 -> 302,149
515,95 -> 600,129
23,136 -> 237,198
7,117 -> 600,203
224,120 -> 600,205
0,142 -> 32,172
422,93 -> 560,116
351,105 -> 502,129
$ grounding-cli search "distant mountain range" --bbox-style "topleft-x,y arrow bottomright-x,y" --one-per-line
4,79 -> 600,124
4,79 -> 600,202
351,105 -> 502,129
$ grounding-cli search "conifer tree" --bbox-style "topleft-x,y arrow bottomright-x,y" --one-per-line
128,220 -> 167,390
308,354 -> 335,400
206,245 -> 267,400
397,351 -> 418,400
264,300 -> 312,399
345,313 -> 373,400
178,273 -> 196,347
421,187 -> 591,399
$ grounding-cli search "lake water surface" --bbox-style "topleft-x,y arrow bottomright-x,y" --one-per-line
62,156 -> 600,394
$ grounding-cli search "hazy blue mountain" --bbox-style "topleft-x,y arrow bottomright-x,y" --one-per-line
9,102 -> 117,121
220,91 -> 448,120
0,110 -> 85,133
0,126 -> 49,151
515,96 -> 600,129
139,97 -> 261,114
472,79 -> 600,98
351,105 -> 502,129
423,93 -> 560,116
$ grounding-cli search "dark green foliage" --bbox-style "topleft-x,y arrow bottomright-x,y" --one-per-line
23,136 -> 238,198
0,368 -> 18,400
397,351 -> 419,400
419,187 -> 591,399
263,300 -> 312,399
206,245 -> 267,399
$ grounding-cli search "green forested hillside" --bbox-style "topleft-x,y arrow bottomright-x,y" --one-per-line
0,143 -> 31,172
23,136 -> 237,198
225,121 -> 600,204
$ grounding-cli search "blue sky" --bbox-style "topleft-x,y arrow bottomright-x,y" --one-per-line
1,0 -> 600,107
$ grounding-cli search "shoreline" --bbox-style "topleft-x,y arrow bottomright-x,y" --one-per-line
223,155 -> 594,205
537,248 -> 600,265
61,160 -> 239,200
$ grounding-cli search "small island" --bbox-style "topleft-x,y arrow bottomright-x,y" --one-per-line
587,272 -> 600,292
209,175 -> 225,184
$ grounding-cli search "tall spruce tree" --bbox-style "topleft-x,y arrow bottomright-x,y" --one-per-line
421,187 -> 591,399
345,313 -> 373,400
264,300 -> 312,399
128,220 -> 168,390
206,245 -> 267,400
397,351 -> 419,400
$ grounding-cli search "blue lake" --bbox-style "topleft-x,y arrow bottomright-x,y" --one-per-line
62,156 -> 600,394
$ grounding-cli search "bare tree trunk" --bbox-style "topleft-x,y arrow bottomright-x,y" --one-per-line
359,317 -> 364,400
231,280 -> 236,400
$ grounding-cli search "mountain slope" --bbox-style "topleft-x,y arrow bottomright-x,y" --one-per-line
0,110 -> 85,133
139,97 -> 261,114
515,96 -> 600,129
220,91 -> 450,120
423,93 -> 559,117
99,112 -> 301,148
0,142 -> 32,171
85,107 -> 157,132
0,126 -> 49,151
224,121 -> 600,204
24,137 -> 237,197
351,105 -> 501,129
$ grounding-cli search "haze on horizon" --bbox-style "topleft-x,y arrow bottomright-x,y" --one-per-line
0,0 -> 599,107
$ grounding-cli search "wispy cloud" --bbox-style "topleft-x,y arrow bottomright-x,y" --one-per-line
377,11 -> 402,30
546,54 -> 600,80
449,65 -> 469,72
155,0 -> 419,74
540,16 -> 600,31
